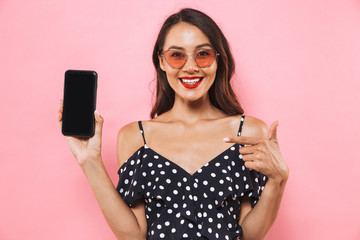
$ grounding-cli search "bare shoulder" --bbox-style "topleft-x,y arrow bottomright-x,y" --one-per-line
242,115 -> 268,139
117,121 -> 144,167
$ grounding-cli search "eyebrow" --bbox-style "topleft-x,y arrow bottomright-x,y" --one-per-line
166,43 -> 213,50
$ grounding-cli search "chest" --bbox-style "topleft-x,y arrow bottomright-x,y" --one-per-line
145,127 -> 237,175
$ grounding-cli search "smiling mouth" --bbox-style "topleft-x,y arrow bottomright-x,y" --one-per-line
179,77 -> 204,84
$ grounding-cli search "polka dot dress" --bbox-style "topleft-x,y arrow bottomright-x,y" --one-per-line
116,115 -> 268,240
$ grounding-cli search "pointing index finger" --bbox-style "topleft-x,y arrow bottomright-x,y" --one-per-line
223,136 -> 264,145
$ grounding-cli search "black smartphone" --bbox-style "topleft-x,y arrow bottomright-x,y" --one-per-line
62,70 -> 97,137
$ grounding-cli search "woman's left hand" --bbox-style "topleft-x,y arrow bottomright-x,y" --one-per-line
224,121 -> 289,184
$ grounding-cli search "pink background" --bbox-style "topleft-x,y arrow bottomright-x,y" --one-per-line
1,0 -> 360,239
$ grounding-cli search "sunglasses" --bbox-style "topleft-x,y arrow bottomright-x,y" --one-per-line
161,49 -> 219,69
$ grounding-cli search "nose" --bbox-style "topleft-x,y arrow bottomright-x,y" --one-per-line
182,54 -> 199,72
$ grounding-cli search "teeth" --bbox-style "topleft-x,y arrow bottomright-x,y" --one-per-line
180,78 -> 202,84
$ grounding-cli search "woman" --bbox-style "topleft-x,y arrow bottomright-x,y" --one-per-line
58,8 -> 288,240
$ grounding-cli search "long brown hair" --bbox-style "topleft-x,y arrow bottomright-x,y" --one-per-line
150,8 -> 244,119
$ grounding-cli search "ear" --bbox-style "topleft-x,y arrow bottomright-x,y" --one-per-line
158,53 -> 166,72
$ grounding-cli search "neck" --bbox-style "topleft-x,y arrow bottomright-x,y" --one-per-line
165,93 -> 226,124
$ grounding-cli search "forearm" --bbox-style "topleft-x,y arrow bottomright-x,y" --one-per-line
80,157 -> 144,240
241,178 -> 287,240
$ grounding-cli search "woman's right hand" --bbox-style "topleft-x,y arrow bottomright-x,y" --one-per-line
58,99 -> 104,166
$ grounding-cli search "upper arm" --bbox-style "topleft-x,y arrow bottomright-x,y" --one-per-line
238,116 -> 268,225
116,121 -> 148,237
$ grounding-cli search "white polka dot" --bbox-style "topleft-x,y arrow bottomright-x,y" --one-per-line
160,233 -> 165,238
154,155 -> 159,159
230,146 -> 235,151
172,169 -> 177,174
210,187 -> 215,192
173,190 -> 178,195
203,180 -> 208,185
224,155 -> 229,159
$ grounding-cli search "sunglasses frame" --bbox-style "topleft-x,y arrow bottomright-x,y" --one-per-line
160,49 -> 220,69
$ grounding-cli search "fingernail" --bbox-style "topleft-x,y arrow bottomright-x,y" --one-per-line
95,110 -> 100,116
223,137 -> 230,142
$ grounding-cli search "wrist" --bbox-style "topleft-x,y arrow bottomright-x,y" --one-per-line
79,155 -> 104,171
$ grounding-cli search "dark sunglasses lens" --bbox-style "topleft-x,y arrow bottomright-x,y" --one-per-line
164,51 -> 186,68
195,49 -> 216,68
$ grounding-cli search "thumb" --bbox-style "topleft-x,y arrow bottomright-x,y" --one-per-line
268,120 -> 279,141
94,110 -> 104,135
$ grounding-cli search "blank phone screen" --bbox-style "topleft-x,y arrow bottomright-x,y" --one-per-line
62,70 -> 97,137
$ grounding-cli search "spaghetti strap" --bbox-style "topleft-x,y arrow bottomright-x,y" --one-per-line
237,114 -> 245,136
137,121 -> 146,144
